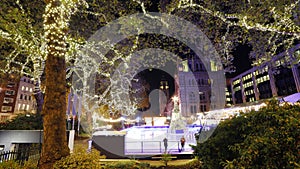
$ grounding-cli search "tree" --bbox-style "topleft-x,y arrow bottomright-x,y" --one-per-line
39,0 -> 69,168
130,72 -> 151,110
163,0 -> 300,70
193,100 -> 300,169
1,0 -> 299,168
0,1 -> 150,167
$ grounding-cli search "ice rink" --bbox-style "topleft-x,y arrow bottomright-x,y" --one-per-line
123,125 -> 213,155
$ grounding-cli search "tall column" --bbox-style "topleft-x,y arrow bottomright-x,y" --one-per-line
240,77 -> 246,103
291,65 -> 300,92
268,67 -> 278,97
252,72 -> 260,101
231,81 -> 236,105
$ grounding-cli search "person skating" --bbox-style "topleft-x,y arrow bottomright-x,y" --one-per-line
180,136 -> 185,152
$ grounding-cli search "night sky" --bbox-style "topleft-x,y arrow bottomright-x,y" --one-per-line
226,44 -> 252,78
136,68 -> 175,96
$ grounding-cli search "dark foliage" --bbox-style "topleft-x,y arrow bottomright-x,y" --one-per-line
0,113 -> 43,130
193,99 -> 300,169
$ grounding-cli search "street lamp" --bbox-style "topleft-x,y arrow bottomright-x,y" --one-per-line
120,117 -> 125,129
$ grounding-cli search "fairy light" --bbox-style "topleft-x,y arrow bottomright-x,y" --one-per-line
1,0 -> 298,132
1,0 -> 299,77
167,0 -> 300,68
174,0 -> 300,37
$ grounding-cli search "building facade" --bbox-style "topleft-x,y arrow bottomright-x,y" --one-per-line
230,44 -> 300,104
177,57 -> 211,117
157,55 -> 226,117
0,76 -> 36,122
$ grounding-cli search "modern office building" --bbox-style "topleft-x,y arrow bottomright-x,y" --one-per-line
229,44 -> 300,105
0,76 -> 37,122
225,79 -> 233,107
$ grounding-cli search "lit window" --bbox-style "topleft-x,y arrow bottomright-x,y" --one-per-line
29,88 -> 33,92
5,90 -> 15,96
210,60 -> 218,71
22,86 -> 25,91
1,106 -> 12,112
3,97 -> 14,104
7,82 -> 15,88
234,86 -> 241,91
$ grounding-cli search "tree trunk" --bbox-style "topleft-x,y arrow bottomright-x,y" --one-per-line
34,81 -> 44,115
39,0 -> 70,168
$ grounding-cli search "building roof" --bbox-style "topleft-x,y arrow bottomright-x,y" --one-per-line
280,93 -> 300,103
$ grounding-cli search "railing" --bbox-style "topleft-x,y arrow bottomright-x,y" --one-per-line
125,140 -> 189,154
0,147 -> 40,164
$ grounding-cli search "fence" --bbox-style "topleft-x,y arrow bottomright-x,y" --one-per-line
125,140 -> 192,154
0,147 -> 40,164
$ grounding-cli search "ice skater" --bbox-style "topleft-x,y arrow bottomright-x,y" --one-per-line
163,137 -> 168,153
180,136 -> 185,152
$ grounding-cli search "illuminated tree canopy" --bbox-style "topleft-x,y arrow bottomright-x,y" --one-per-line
0,0 -> 299,168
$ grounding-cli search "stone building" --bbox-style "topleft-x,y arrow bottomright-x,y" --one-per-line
0,76 -> 36,122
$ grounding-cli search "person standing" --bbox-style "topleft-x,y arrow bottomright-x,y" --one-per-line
180,136 -> 185,152
163,137 -> 168,153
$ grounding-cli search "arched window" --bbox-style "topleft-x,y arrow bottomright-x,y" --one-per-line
189,92 -> 196,102
196,63 -> 200,71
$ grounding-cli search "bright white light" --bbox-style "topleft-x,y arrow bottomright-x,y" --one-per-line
172,96 -> 179,103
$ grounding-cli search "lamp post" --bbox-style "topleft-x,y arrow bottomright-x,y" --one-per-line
120,117 -> 125,129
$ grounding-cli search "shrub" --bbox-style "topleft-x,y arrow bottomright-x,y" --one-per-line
0,160 -> 22,169
182,158 -> 202,169
167,158 -> 202,169
22,158 -> 39,169
103,160 -> 150,169
160,153 -> 172,167
0,158 -> 38,169
0,113 -> 42,130
193,99 -> 300,169
53,145 -> 105,169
